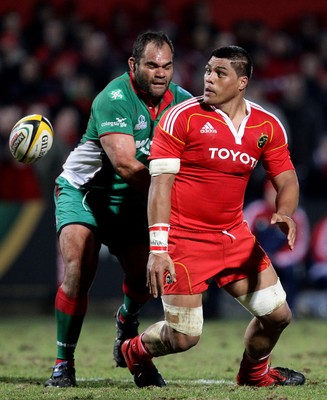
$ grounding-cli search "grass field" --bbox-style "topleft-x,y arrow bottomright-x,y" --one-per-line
1,314 -> 327,400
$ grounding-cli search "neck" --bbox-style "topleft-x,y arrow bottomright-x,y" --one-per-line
219,98 -> 246,119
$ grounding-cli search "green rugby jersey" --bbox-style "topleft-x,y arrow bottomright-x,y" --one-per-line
58,72 -> 192,206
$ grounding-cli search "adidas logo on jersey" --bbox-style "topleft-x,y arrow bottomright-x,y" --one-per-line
200,122 -> 217,134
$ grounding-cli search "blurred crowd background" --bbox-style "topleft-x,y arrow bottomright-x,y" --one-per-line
0,0 -> 327,317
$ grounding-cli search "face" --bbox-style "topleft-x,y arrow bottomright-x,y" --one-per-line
203,57 -> 248,106
129,42 -> 174,99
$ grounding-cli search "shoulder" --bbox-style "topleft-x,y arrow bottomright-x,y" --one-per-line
160,96 -> 203,129
169,81 -> 193,99
165,95 -> 203,116
247,99 -> 285,128
94,72 -> 133,104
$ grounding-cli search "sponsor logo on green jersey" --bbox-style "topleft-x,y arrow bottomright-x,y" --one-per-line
135,115 -> 147,130
110,89 -> 124,100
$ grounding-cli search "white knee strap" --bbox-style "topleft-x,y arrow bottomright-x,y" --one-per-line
235,278 -> 286,317
162,299 -> 203,336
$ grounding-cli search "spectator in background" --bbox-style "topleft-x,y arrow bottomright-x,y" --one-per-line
308,214 -> 327,289
10,56 -> 45,105
277,73 -> 326,193
176,0 -> 220,94
299,52 -> 327,114
244,180 -> 310,311
29,105 -> 82,201
246,78 -> 290,133
245,79 -> 292,199
313,134 -> 327,179
77,31 -> 114,93
0,105 -> 42,201
0,13 -> 26,104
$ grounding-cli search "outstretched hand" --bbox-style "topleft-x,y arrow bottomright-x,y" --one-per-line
146,252 -> 176,298
271,213 -> 296,250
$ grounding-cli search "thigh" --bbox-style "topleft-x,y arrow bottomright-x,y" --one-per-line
223,264 -> 279,298
215,221 -> 271,287
97,197 -> 149,255
165,228 -> 224,295
116,244 -> 149,280
162,293 -> 202,308
59,224 -> 101,294
55,177 -> 97,233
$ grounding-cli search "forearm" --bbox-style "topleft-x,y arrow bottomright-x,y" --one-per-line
275,187 -> 299,217
271,170 -> 299,250
146,174 -> 176,297
147,174 -> 174,225
273,170 -> 299,216
116,160 -> 150,196
101,134 -> 150,196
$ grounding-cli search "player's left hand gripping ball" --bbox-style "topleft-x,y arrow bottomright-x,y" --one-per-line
9,114 -> 54,163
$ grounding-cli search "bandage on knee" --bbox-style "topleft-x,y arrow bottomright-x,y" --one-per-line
143,321 -> 170,355
162,299 -> 203,336
235,278 -> 286,316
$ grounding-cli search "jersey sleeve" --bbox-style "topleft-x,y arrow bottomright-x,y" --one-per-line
92,85 -> 135,137
149,104 -> 189,160
261,117 -> 295,177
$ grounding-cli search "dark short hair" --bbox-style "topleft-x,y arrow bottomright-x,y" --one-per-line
209,46 -> 253,79
132,31 -> 174,63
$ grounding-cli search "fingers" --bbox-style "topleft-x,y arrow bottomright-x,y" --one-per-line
271,213 -> 296,250
146,253 -> 175,298
147,266 -> 160,298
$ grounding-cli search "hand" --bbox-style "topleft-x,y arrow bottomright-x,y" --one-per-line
146,252 -> 176,298
270,213 -> 296,250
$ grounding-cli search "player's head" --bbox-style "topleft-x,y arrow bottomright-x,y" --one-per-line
128,31 -> 174,101
209,46 -> 253,79
203,45 -> 253,106
132,31 -> 174,64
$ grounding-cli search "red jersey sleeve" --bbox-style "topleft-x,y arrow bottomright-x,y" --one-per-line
149,100 -> 191,160
261,116 -> 295,178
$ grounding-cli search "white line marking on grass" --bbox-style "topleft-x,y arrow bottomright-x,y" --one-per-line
188,379 -> 235,385
77,378 -> 235,385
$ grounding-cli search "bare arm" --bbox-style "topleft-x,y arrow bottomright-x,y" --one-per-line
147,173 -> 175,225
147,173 -> 176,297
100,133 -> 150,196
270,169 -> 299,250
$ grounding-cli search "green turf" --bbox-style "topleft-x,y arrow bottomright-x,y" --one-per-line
0,314 -> 326,399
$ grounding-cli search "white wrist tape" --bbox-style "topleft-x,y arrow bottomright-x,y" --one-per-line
149,223 -> 170,253
149,158 -> 180,176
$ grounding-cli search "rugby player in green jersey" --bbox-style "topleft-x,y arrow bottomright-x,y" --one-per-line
45,31 -> 192,387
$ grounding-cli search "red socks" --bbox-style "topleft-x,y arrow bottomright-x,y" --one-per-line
130,335 -> 152,360
237,351 -> 271,385
55,287 -> 88,315
122,335 -> 153,374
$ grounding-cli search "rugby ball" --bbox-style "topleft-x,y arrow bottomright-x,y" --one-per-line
9,114 -> 54,164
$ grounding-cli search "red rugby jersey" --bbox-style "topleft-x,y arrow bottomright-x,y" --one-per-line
149,96 -> 295,231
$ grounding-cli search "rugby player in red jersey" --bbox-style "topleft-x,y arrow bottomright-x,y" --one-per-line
121,45 -> 305,387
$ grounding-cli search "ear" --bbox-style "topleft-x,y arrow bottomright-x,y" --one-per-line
239,76 -> 248,91
128,57 -> 136,72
